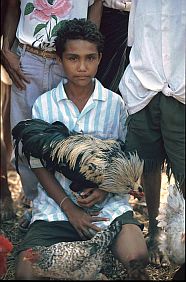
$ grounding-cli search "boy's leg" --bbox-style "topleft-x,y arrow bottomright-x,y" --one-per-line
111,224 -> 149,280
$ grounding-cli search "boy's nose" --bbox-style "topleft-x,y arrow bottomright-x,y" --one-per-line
78,60 -> 87,71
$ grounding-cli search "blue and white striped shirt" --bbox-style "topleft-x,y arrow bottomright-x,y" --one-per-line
31,78 -> 133,228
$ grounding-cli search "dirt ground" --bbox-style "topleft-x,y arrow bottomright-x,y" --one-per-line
0,169 -> 181,280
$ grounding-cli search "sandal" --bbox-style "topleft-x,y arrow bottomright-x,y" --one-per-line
18,208 -> 32,233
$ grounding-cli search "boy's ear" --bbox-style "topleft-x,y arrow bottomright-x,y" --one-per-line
98,53 -> 102,64
56,55 -> 62,65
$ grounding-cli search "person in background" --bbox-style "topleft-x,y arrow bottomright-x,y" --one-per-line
96,0 -> 131,93
119,0 -> 185,267
1,0 -> 103,231
15,18 -> 149,280
0,0 -> 15,221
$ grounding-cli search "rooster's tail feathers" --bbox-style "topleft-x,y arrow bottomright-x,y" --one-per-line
12,119 -> 72,173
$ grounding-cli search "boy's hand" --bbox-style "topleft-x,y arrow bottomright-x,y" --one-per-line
77,187 -> 108,208
65,202 -> 109,240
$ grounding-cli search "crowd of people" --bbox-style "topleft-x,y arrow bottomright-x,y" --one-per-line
1,0 -> 185,280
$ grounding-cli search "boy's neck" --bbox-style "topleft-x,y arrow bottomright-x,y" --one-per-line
64,80 -> 95,112
64,80 -> 95,100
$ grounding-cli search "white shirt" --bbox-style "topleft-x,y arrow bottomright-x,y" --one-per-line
119,0 -> 186,114
16,0 -> 94,50
102,0 -> 131,11
30,79 -> 132,229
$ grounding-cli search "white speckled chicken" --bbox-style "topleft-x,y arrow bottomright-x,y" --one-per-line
23,219 -> 122,280
156,184 -> 185,265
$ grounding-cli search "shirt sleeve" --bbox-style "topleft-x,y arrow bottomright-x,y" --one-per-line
32,100 -> 42,119
118,98 -> 128,141
30,156 -> 43,168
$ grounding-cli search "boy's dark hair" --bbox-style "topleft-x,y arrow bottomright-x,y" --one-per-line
55,18 -> 104,58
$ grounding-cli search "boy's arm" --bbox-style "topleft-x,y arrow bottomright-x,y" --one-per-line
32,167 -> 108,239
32,167 -> 72,211
88,0 -> 103,28
1,0 -> 30,90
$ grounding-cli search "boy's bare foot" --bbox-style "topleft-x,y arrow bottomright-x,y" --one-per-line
0,196 -> 15,221
125,260 -> 150,280
145,233 -> 170,268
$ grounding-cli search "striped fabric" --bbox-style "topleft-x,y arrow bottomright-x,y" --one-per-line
31,78 -> 132,229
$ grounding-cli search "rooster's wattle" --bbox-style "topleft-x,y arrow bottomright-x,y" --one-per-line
12,119 -> 144,197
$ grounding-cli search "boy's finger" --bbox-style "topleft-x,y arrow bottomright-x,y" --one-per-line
91,216 -> 109,222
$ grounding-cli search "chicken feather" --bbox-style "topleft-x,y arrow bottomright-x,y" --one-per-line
23,219 -> 122,280
157,184 -> 185,265
12,119 -> 144,196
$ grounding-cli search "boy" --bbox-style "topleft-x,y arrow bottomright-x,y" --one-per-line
2,0 -> 103,231
15,18 -> 148,280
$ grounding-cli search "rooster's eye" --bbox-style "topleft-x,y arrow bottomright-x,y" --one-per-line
88,163 -> 96,170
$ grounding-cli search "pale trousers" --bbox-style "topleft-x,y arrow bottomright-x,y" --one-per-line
10,45 -> 64,200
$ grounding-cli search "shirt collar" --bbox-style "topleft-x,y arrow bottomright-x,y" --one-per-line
56,78 -> 107,102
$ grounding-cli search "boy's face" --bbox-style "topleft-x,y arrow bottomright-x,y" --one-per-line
60,39 -> 102,86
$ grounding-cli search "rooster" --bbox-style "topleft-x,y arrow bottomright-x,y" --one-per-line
23,219 -> 122,280
0,235 -> 13,278
12,119 -> 144,197
156,184 -> 185,265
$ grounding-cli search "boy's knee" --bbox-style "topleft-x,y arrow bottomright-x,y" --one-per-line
124,247 -> 149,267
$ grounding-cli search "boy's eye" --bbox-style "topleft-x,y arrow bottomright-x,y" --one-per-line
69,57 -> 77,61
87,55 -> 96,61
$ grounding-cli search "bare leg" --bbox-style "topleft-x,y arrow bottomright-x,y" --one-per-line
111,224 -> 149,280
0,138 -> 15,221
143,168 -> 170,267
1,82 -> 12,166
0,79 -> 15,220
